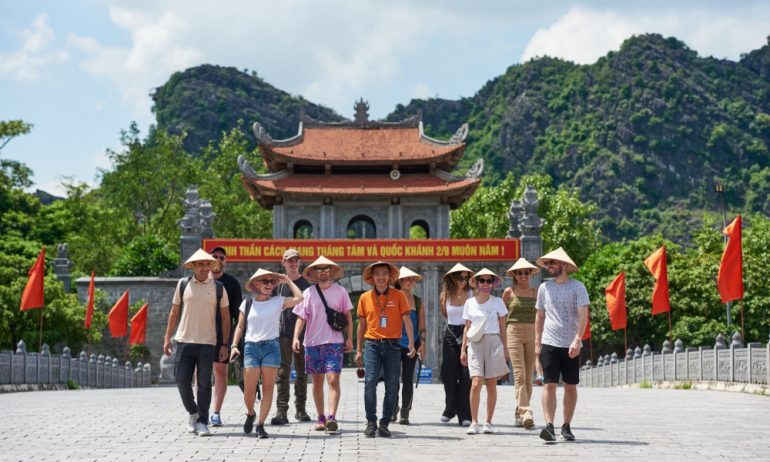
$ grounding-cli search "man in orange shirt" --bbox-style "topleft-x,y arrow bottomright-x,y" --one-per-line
355,261 -> 415,438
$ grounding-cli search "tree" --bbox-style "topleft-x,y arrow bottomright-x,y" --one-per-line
110,234 -> 178,276
0,120 -> 32,153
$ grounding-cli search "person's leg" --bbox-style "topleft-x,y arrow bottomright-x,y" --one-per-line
563,384 -> 577,423
541,383 -> 557,424
195,345 -> 215,425
521,324 -> 536,424
561,351 -> 581,426
243,368 -> 259,415
507,324 -> 525,419
273,337 -> 292,422
259,367 -> 278,424
440,329 -> 459,420
293,345 -> 309,419
363,342 -> 384,424
175,343 -> 199,417
400,349 -> 418,412
469,376 -> 483,424
312,373 -> 325,417
484,378 -> 497,424
212,362 -> 228,415
326,372 -> 341,416
381,343 -> 402,425
457,358 -> 472,423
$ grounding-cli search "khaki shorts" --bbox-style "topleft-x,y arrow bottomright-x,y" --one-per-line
467,334 -> 510,379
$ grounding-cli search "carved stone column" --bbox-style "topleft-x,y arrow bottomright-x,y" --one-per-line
52,243 -> 74,292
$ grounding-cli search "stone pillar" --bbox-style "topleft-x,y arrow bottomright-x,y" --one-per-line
320,203 -> 335,238
436,205 -> 450,238
514,185 -> 544,288
52,243 -> 74,292
420,266 -> 442,378
273,204 -> 286,238
388,203 -> 403,238
199,200 -> 215,239
178,187 -> 202,270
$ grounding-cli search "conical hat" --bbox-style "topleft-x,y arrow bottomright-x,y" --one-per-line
363,261 -> 399,286
398,266 -> 423,282
537,247 -> 579,273
302,255 -> 344,282
183,249 -> 220,271
444,263 -> 473,279
245,268 -> 281,292
505,258 -> 540,276
469,268 -> 502,289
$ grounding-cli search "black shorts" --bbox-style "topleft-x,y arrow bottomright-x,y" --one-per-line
539,344 -> 580,385
214,344 -> 230,364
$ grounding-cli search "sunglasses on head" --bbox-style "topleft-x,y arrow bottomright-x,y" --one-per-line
315,266 -> 332,272
476,278 -> 495,285
514,270 -> 531,276
258,279 -> 276,286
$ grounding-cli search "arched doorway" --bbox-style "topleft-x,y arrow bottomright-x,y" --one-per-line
347,215 -> 376,239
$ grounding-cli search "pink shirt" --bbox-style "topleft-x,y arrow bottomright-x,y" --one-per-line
293,283 -> 353,347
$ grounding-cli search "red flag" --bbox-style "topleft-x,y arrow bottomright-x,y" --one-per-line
644,246 -> 670,315
108,291 -> 129,337
605,272 -> 627,331
717,215 -> 743,303
20,247 -> 45,311
84,271 -> 95,328
582,308 -> 591,340
129,303 -> 148,345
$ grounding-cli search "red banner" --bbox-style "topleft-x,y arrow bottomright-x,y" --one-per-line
203,239 -> 520,262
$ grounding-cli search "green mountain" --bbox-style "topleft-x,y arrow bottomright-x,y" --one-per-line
152,34 -> 770,241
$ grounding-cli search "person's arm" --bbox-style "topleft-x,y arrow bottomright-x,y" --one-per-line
502,287 -> 512,307
218,302 -> 231,362
535,309 -> 545,357
418,302 -> 427,359
229,312 -> 246,361
439,290 -> 447,318
402,312 -> 415,357
280,274 -> 304,308
460,319 -> 471,366
569,305 -> 589,358
499,314 -> 509,362
344,310 -> 354,352
293,317 -> 306,353
355,316 -> 366,367
163,304 -> 180,356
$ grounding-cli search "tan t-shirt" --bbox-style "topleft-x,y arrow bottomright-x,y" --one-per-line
172,276 -> 229,345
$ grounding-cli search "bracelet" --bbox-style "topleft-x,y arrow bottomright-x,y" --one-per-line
230,344 -> 238,349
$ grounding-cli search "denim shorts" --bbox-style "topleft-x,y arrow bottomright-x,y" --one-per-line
243,338 -> 281,369
304,343 -> 344,375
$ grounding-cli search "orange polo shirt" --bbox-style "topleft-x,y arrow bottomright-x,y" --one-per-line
357,288 -> 410,340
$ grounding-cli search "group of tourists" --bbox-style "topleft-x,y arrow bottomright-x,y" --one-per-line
163,245 -> 589,443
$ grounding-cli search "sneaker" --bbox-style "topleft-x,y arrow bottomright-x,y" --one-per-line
482,423 -> 495,434
187,413 -> 199,433
196,422 -> 211,436
325,415 -> 339,434
210,412 -> 223,427
461,419 -> 472,427
295,410 -> 311,422
540,423 -> 556,442
256,423 -> 269,439
364,421 -> 377,438
244,413 -> 256,434
514,414 -> 523,427
377,422 -> 391,438
561,423 -> 575,441
315,416 -> 327,431
522,413 -> 535,429
466,423 -> 480,435
440,410 -> 454,423
270,411 -> 288,426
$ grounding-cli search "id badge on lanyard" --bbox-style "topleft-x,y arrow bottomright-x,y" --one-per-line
380,316 -> 388,328
375,292 -> 389,329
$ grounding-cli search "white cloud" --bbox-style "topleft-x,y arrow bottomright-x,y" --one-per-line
522,5 -> 770,64
0,14 -> 69,80
411,83 -> 432,100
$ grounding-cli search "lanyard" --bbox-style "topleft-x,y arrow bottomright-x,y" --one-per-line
373,289 -> 388,316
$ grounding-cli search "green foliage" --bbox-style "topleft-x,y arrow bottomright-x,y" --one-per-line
129,344 -> 151,363
110,234 -> 178,276
639,381 -> 652,389
0,119 -> 32,152
66,379 -> 80,390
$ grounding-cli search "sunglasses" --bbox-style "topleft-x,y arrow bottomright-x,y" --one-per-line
315,267 -> 332,272
454,275 -> 469,281
476,278 -> 495,285
514,270 -> 531,276
542,260 -> 559,267
212,255 -> 226,261
258,279 -> 276,286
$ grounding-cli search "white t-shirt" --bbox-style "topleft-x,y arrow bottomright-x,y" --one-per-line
536,279 -> 590,348
239,296 -> 284,342
446,302 -> 466,326
462,296 -> 507,335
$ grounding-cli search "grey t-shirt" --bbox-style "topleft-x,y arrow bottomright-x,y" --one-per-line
536,278 -> 590,348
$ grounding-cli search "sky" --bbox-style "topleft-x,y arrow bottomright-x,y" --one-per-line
2,0 -> 769,196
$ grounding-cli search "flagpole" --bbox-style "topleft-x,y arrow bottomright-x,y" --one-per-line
38,307 -> 44,351
589,337 -> 594,364
624,327 -> 628,353
740,300 -> 745,341
667,311 -> 673,344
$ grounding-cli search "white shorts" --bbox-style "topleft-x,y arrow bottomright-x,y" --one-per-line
467,334 -> 510,379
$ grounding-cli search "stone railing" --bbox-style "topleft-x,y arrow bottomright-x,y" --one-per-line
0,340 -> 151,390
580,333 -> 770,387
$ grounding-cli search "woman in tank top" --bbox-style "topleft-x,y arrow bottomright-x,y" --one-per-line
438,263 -> 475,426
502,258 -> 540,429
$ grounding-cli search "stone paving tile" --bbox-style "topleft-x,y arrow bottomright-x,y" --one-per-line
1,370 -> 769,461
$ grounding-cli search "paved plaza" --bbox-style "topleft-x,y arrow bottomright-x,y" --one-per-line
2,371 -> 769,461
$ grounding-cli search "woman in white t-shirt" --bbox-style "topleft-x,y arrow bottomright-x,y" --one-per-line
460,268 -> 510,435
229,268 -> 304,438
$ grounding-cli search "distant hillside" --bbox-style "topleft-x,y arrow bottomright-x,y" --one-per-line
152,34 -> 770,241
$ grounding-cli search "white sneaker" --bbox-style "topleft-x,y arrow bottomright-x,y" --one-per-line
466,423 -> 480,435
514,415 -> 523,427
187,413 -> 199,433
196,422 -> 211,436
482,423 -> 495,434
440,415 -> 451,423
461,419 -> 472,427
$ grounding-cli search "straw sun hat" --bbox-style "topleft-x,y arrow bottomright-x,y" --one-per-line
443,263 -> 473,279
183,249 -> 220,271
398,266 -> 423,282
537,247 -> 579,273
245,268 -> 281,292
469,268 -> 503,289
363,261 -> 399,286
302,255 -> 344,283
505,258 -> 540,277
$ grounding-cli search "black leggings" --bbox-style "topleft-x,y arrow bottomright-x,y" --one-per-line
394,345 -> 419,411
440,325 -> 471,423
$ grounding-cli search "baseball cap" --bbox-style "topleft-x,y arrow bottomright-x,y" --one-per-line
283,248 -> 300,260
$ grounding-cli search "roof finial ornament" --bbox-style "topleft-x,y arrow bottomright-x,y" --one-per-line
354,98 -> 370,124
465,158 -> 484,179
450,123 -> 469,145
253,122 -> 273,145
